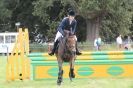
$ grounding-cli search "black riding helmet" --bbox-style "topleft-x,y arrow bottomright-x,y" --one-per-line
68,10 -> 76,16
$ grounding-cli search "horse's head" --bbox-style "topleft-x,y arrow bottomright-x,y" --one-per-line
64,30 -> 74,37
63,30 -> 76,52
66,35 -> 76,52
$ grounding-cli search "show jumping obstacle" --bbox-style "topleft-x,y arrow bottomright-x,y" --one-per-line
6,28 -> 133,81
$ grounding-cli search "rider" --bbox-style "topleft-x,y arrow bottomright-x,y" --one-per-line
48,10 -> 82,56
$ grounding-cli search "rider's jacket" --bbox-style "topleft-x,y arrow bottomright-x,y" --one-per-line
57,17 -> 77,36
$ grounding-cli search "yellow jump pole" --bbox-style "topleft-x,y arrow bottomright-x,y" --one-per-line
23,28 -> 30,79
11,31 -> 20,80
16,30 -> 21,80
18,28 -> 25,80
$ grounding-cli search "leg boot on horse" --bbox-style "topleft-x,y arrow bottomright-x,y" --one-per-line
69,68 -> 75,81
48,40 -> 59,56
57,70 -> 63,85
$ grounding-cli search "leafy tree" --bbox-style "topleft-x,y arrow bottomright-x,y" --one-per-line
0,0 -> 12,32
33,0 -> 133,42
100,0 -> 133,42
62,0 -> 133,42
3,0 -> 39,32
33,0 -> 65,41
0,0 -> 133,43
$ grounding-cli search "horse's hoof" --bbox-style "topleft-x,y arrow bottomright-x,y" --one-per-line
69,72 -> 75,78
57,78 -> 62,86
57,83 -> 61,86
72,74 -> 75,78
57,81 -> 61,86
70,77 -> 73,82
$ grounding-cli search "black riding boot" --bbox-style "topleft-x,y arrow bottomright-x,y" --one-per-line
76,42 -> 82,55
48,40 -> 59,56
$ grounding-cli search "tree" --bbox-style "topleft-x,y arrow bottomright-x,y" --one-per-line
0,0 -> 12,32
33,0 -> 133,42
100,0 -> 133,42
3,0 -> 39,32
62,0 -> 133,42
33,0 -> 65,41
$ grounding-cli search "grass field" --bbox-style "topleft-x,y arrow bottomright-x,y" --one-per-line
1,56 -> 133,88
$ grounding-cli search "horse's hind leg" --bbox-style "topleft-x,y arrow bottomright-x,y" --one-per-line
57,60 -> 63,85
69,58 -> 75,81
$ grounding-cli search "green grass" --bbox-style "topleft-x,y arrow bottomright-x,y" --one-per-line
1,56 -> 133,88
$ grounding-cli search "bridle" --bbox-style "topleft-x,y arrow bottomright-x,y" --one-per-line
65,35 -> 76,55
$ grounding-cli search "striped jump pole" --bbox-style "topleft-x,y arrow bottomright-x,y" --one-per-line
28,51 -> 133,80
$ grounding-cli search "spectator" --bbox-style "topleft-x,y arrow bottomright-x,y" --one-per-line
94,36 -> 102,51
116,34 -> 123,50
124,36 -> 132,50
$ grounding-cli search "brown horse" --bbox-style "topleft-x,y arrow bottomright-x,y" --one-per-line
55,30 -> 76,85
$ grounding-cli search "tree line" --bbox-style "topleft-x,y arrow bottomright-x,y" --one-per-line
0,0 -> 133,42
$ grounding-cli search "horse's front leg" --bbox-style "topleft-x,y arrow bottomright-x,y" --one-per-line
69,56 -> 76,81
57,57 -> 63,85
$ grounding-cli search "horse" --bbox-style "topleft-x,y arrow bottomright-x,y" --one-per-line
55,30 -> 77,85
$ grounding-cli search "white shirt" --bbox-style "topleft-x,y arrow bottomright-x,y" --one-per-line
94,39 -> 97,46
94,37 -> 102,46
116,36 -> 122,44
97,38 -> 101,44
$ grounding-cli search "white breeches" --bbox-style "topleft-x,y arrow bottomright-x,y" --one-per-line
54,31 -> 77,42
